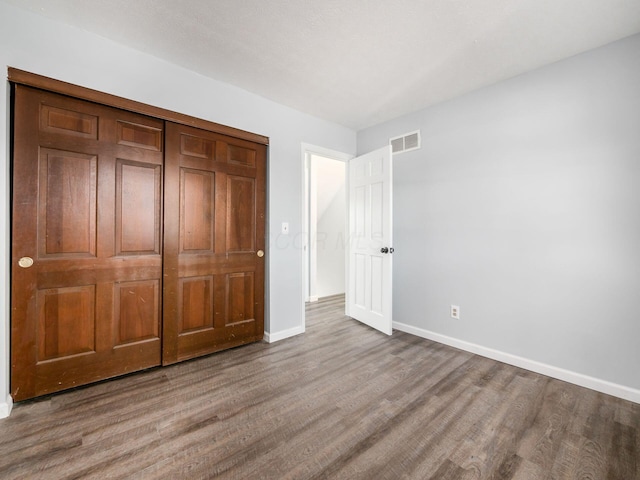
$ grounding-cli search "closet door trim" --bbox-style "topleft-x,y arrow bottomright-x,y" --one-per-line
8,67 -> 269,146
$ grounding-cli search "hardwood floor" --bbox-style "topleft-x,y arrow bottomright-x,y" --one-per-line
1,294 -> 638,479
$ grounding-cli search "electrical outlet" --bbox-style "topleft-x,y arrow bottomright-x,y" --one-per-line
450,305 -> 460,320
281,222 -> 289,235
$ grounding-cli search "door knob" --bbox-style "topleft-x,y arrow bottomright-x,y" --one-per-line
380,247 -> 389,254
389,248 -> 394,254
257,250 -> 264,258
18,257 -> 34,268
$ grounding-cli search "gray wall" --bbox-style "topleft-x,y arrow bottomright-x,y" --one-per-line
0,1 -> 355,415
358,33 -> 640,392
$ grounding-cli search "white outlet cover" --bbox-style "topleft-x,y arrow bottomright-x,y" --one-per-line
281,222 -> 289,235
451,305 -> 460,319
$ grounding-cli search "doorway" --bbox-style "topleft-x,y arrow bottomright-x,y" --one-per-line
301,144 -> 394,336
301,145 -> 352,326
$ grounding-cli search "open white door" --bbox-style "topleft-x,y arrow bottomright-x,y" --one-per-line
347,146 -> 393,335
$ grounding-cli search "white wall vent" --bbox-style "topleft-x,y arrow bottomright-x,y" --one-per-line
389,130 -> 421,154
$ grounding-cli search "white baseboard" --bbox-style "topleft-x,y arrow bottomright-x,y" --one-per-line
393,321 -> 640,405
0,394 -> 13,419
264,325 -> 305,343
308,296 -> 319,303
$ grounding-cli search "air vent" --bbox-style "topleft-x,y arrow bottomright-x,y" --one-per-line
390,130 -> 421,154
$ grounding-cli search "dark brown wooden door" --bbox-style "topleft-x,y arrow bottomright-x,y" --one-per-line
11,86 -> 164,400
162,122 -> 266,364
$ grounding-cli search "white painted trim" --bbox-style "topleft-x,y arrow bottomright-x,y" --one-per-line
308,295 -> 319,303
264,325 -> 305,343
303,153 -> 311,302
0,394 -> 13,419
308,156 -> 318,302
393,321 -> 640,405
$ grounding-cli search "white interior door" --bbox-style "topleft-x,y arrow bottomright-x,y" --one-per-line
347,146 -> 393,335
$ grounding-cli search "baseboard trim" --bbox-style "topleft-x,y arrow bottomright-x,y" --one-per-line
393,321 -> 640,404
0,394 -> 13,419
264,325 -> 305,343
308,296 -> 319,303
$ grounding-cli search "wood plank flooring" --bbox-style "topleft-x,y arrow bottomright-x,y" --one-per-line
1,294 -> 638,479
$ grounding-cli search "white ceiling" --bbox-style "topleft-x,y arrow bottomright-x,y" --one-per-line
6,0 -> 640,130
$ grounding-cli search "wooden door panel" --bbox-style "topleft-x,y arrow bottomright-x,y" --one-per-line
39,149 -> 98,257
227,144 -> 256,167
37,285 -> 97,361
164,123 -> 265,364
12,86 -> 163,400
40,104 -> 99,138
226,272 -> 255,325
179,276 -> 214,332
114,280 -> 160,345
116,160 -> 162,255
180,133 -> 216,159
116,120 -> 163,151
226,175 -> 255,253
180,169 -> 216,253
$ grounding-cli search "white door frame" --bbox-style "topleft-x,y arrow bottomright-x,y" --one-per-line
300,144 -> 353,324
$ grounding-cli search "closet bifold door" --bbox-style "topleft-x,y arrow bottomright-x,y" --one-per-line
162,122 -> 266,364
11,86 -> 164,401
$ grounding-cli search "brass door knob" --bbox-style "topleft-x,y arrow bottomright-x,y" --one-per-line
257,250 -> 264,258
18,257 -> 34,268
